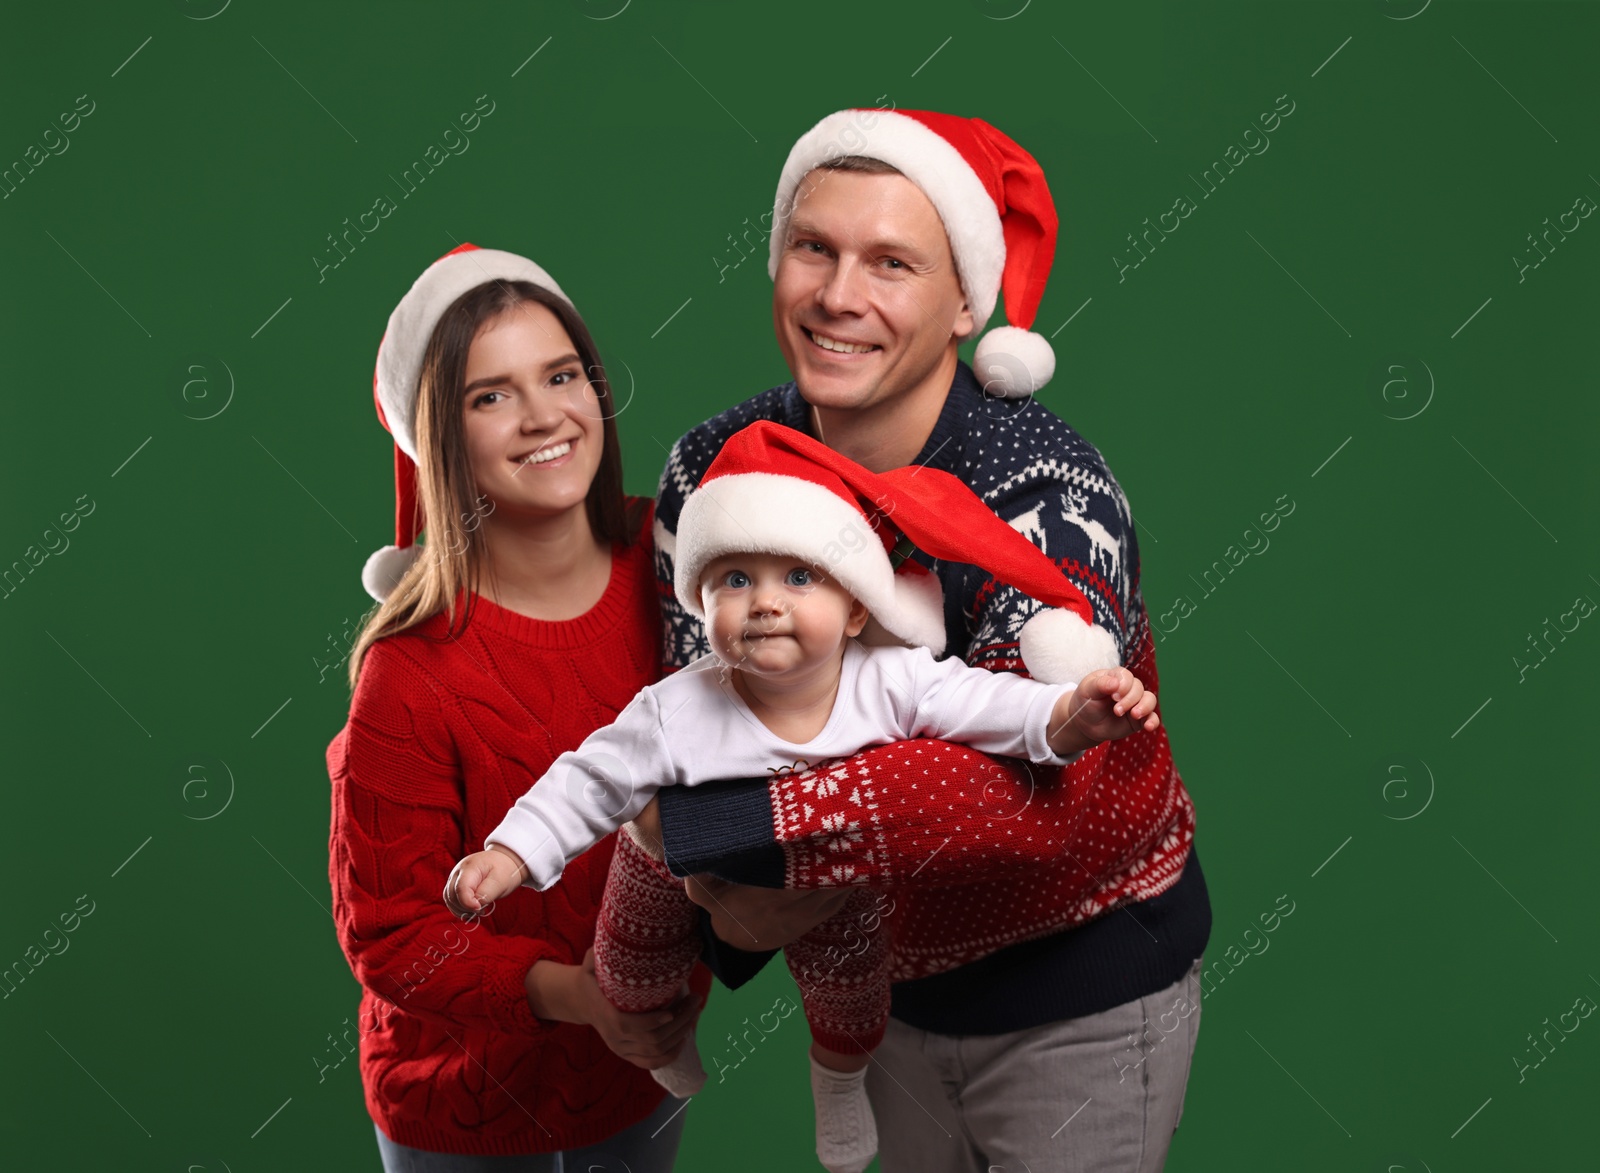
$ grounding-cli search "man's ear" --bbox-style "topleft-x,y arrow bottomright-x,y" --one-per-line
950,295 -> 977,342
845,596 -> 871,638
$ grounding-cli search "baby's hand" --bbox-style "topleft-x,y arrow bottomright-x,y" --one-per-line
1047,667 -> 1160,755
444,844 -> 527,917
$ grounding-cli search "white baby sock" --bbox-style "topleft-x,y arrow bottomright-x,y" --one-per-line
809,1054 -> 878,1173
650,1034 -> 707,1099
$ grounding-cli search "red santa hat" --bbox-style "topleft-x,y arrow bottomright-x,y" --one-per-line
675,421 -> 1119,685
363,243 -> 571,602
767,108 -> 1059,398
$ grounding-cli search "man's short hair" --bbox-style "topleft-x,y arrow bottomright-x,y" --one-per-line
816,154 -> 903,176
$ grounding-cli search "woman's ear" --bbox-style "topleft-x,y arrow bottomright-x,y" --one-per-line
845,596 -> 871,638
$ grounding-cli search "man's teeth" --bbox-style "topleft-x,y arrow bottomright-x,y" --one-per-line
519,441 -> 571,465
810,331 -> 875,354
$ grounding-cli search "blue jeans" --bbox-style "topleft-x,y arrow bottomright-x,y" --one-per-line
373,1093 -> 688,1173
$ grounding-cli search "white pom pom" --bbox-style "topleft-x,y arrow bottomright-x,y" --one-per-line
362,544 -> 422,603
973,326 -> 1055,398
1018,607 -> 1120,685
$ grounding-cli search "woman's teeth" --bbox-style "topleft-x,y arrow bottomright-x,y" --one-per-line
519,441 -> 572,465
810,331 -> 876,354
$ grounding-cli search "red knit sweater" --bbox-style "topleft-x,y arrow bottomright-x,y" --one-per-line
325,500 -> 709,1156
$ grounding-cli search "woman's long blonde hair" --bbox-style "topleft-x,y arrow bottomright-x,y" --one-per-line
346,280 -> 643,690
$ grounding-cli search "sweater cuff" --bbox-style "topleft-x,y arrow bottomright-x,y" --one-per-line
658,775 -> 786,888
484,935 -> 569,1036
484,812 -> 567,892
1026,682 -> 1086,767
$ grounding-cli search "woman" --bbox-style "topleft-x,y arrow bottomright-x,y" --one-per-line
326,245 -> 710,1171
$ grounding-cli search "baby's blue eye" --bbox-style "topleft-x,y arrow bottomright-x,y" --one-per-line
726,571 -> 750,588
786,567 -> 813,587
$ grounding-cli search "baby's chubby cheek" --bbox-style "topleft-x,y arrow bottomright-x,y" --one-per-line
705,607 -> 744,658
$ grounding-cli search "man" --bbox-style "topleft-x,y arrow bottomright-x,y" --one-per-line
645,109 -> 1211,1172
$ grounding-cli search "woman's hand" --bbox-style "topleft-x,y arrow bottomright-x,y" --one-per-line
525,948 -> 702,1070
684,874 -> 851,952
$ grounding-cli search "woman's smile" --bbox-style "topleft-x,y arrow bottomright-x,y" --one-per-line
511,436 -> 578,472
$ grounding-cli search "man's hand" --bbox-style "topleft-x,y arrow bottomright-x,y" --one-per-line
1047,667 -> 1159,757
635,794 -> 850,950
684,874 -> 851,952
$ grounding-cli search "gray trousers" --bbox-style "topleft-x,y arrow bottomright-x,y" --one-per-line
373,1092 -> 687,1173
865,957 -> 1203,1173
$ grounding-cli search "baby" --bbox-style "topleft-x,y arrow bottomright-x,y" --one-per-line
446,421 -> 1158,1173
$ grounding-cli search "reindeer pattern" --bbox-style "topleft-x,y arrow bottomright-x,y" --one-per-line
1009,479 -> 1130,576
994,475 -> 1135,656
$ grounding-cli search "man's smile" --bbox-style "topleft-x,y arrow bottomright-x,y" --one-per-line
802,327 -> 880,356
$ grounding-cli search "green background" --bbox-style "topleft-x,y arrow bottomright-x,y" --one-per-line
3,1 -> 1596,1169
